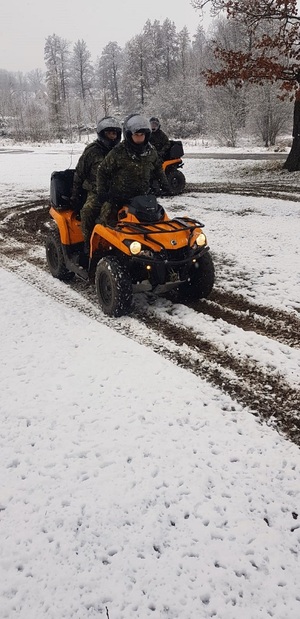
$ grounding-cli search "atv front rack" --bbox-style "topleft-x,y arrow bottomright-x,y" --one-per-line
114,216 -> 204,235
112,216 -> 205,252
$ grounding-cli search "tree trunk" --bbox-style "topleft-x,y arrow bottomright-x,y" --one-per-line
283,92 -> 300,171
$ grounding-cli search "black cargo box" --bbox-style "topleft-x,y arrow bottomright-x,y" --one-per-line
168,140 -> 184,159
50,169 -> 75,209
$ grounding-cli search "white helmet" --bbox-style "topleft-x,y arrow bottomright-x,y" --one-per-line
97,116 -> 122,148
123,113 -> 151,143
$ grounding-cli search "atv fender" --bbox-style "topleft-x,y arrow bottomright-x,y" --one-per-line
162,158 -> 182,172
91,223 -> 132,256
49,206 -> 84,245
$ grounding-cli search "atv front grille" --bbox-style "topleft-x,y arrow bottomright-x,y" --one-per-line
161,246 -> 190,262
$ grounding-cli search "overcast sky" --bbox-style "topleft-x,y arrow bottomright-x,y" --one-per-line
1,0 -> 211,74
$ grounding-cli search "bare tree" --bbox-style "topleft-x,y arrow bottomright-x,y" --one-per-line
247,82 -> 292,146
44,34 -> 71,139
72,39 -> 94,101
202,17 -> 248,145
97,41 -> 122,108
142,20 -> 165,86
122,34 -> 151,107
178,27 -> 191,76
160,19 -> 179,81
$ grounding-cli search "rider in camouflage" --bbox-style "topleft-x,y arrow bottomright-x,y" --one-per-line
71,116 -> 122,248
95,113 -> 170,225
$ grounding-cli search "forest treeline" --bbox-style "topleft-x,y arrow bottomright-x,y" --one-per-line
0,17 -> 293,146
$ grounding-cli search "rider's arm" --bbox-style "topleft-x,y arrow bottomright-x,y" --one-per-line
95,153 -> 114,205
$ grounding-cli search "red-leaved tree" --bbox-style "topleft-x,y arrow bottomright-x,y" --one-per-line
191,0 -> 300,168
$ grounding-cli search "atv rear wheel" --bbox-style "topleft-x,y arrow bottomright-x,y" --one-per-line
95,256 -> 133,317
178,251 -> 214,301
45,229 -> 75,280
166,169 -> 186,194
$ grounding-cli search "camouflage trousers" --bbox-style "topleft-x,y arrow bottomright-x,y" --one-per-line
80,193 -> 100,244
97,202 -> 119,226
81,197 -> 118,243
98,201 -> 113,225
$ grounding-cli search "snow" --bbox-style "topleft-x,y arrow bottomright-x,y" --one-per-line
0,141 -> 300,619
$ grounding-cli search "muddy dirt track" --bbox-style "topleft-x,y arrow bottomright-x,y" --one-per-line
1,186 -> 300,446
186,181 -> 300,202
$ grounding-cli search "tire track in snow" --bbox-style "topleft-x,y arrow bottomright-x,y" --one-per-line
1,251 -> 300,446
1,201 -> 299,349
187,291 -> 300,349
1,198 -> 300,444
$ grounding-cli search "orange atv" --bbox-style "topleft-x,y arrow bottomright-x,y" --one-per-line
45,170 -> 214,317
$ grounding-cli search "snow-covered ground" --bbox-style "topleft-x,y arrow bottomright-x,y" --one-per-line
0,141 -> 300,619
0,134 -> 293,192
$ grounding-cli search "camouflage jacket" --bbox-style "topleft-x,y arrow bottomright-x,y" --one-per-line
71,140 -> 108,199
95,140 -> 170,205
149,129 -> 170,160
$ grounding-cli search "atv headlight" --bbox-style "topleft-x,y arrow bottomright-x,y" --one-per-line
196,233 -> 206,247
130,241 -> 142,255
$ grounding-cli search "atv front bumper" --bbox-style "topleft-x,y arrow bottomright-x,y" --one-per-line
129,245 -> 210,291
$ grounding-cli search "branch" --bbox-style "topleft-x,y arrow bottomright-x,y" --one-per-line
191,0 -> 213,9
197,0 -> 300,96
191,0 -> 300,24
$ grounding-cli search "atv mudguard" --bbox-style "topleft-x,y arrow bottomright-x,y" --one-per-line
49,206 -> 84,246
162,141 -> 184,175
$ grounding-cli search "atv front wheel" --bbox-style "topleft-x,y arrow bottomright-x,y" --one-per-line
167,169 -> 186,194
45,230 -> 75,280
95,256 -> 133,317
178,251 -> 215,301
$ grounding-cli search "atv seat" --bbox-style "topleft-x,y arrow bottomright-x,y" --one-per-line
128,195 -> 165,222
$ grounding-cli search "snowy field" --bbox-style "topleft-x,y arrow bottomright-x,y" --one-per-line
0,140 -> 300,619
